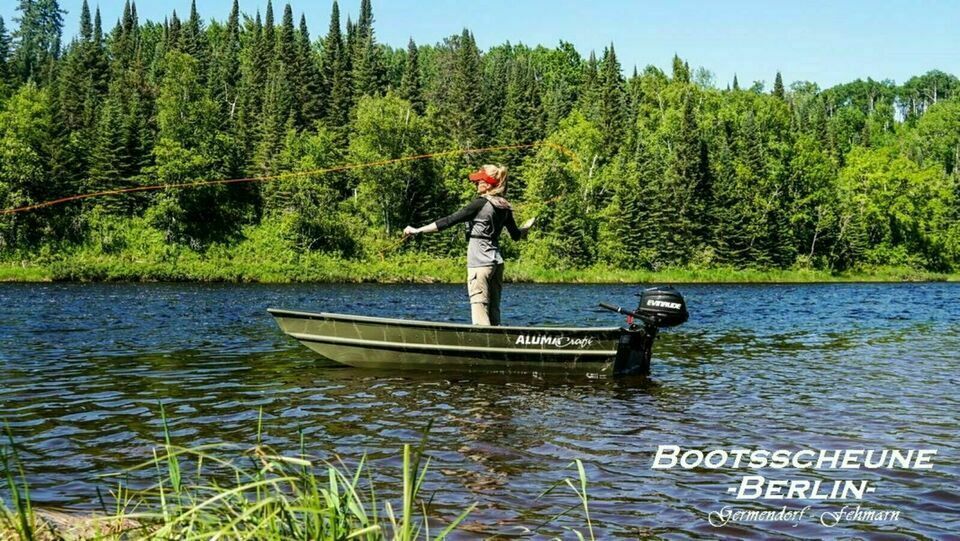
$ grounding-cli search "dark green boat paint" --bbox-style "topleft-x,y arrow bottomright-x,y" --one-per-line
267,308 -> 654,375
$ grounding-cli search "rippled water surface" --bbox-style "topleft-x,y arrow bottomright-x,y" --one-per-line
1,282 -> 958,539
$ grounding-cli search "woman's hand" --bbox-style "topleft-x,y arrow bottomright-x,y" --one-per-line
518,217 -> 536,239
403,225 -> 420,236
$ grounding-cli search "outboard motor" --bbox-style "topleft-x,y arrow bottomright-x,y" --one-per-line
600,286 -> 688,376
637,286 -> 689,328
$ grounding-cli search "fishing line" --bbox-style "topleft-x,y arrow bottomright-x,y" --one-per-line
0,141 -> 578,216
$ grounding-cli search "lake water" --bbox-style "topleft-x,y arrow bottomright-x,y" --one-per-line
1,282 -> 958,538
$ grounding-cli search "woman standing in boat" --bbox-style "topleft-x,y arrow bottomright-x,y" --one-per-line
403,165 -> 533,326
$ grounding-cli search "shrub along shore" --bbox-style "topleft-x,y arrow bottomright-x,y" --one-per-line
1,216 -> 954,284
0,254 -> 953,283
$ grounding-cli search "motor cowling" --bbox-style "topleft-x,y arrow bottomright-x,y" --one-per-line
636,286 -> 688,328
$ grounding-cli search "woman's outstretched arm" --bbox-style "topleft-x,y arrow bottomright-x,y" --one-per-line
404,197 -> 486,236
404,222 -> 438,235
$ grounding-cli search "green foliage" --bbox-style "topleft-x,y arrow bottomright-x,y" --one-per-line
0,83 -> 55,248
265,125 -> 358,255
833,147 -> 957,270
348,93 -> 442,242
911,99 -> 960,177
0,1 -> 957,279
899,70 -> 959,121
148,51 -> 247,245
429,30 -> 483,149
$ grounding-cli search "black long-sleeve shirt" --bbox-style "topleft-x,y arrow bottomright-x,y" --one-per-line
435,196 -> 522,267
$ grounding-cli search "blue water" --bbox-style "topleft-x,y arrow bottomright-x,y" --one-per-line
1,282 -> 958,539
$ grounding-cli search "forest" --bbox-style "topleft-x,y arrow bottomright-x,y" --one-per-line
1,0 -> 959,281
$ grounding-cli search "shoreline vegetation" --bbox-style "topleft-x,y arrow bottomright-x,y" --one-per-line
0,255 -> 955,284
0,414 -> 593,540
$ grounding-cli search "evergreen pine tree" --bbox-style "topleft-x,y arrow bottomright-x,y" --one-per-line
238,11 -> 268,161
112,0 -> 139,69
441,29 -> 483,148
541,42 -> 582,134
625,65 -> 640,120
277,4 -> 297,69
123,40 -> 155,178
79,0 -> 92,42
811,96 -> 830,148
128,2 -> 138,31
734,111 -> 774,265
478,44 -> 510,146
500,56 -> 543,147
55,32 -> 88,134
350,0 -> 383,101
52,0 -> 106,183
273,3 -> 299,128
323,4 -> 352,142
167,11 -> 181,51
671,54 -> 690,83
93,7 -> 103,42
256,66 -> 294,175
93,7 -> 102,47
297,14 -> 323,127
209,0 -> 240,119
0,17 -> 11,90
399,38 -> 423,113
320,1 -> 342,114
358,0 -> 373,39
498,54 -> 543,186
732,73 -> 739,91
598,44 -> 626,151
87,7 -> 106,92
352,31 -> 382,99
263,0 -> 276,62
180,0 -> 208,73
344,15 -> 356,74
88,95 -> 128,213
773,71 -> 785,99
551,192 -> 594,267
578,50 -> 600,119
657,90 -> 708,263
12,0 -> 65,83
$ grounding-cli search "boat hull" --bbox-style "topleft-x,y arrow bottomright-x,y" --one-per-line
267,309 -> 641,375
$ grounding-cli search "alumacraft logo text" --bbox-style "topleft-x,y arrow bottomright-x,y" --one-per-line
515,335 -> 594,348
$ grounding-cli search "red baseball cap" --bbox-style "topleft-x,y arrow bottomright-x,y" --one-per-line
468,168 -> 500,186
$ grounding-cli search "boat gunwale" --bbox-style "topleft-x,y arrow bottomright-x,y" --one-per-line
287,332 -> 619,358
267,308 -> 624,333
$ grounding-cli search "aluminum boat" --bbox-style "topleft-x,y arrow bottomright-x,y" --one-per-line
269,286 -> 688,376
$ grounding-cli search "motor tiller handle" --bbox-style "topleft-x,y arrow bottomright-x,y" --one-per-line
599,302 -> 642,320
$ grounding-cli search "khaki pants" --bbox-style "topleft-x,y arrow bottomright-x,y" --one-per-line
467,264 -> 504,326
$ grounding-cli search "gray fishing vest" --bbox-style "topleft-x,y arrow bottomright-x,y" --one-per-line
466,199 -> 508,268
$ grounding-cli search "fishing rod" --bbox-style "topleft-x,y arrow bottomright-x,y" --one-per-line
0,141 -> 579,216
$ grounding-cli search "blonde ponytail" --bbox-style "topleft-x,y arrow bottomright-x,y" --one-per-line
483,164 -> 508,197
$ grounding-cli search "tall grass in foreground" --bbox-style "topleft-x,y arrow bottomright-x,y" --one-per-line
1,411 -> 476,540
537,459 -> 595,541
0,409 -> 602,540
